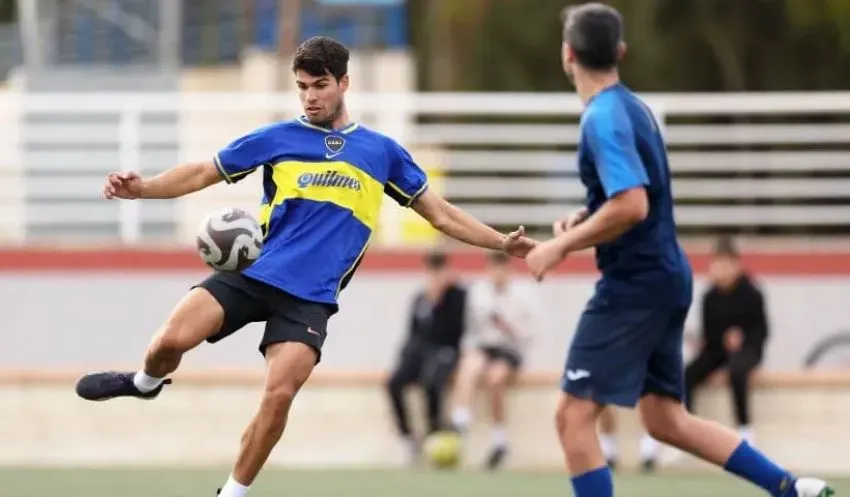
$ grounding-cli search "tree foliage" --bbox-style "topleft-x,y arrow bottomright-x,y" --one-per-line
409,0 -> 850,91
0,0 -> 15,24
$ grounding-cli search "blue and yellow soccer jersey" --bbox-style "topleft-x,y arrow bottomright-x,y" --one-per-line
213,117 -> 428,305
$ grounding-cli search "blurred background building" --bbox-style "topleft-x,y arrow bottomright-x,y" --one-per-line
1,0 -> 850,493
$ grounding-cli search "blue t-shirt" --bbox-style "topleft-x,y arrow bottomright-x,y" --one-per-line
576,84 -> 693,308
214,117 -> 428,306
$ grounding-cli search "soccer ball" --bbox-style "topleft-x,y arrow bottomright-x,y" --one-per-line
423,431 -> 461,469
196,207 -> 263,271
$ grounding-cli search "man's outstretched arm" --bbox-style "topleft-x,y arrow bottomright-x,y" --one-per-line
411,188 -> 536,256
102,161 -> 225,200
141,161 -> 224,198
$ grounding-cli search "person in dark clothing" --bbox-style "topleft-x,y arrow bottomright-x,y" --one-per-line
685,237 -> 769,444
386,250 -> 467,464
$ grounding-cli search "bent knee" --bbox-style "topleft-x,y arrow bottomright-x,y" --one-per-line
554,403 -> 569,435
151,325 -> 195,357
485,375 -> 508,393
554,395 -> 597,435
641,397 -> 689,443
152,290 -> 224,355
262,383 -> 297,412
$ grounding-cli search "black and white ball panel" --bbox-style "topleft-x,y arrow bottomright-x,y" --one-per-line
197,207 -> 263,271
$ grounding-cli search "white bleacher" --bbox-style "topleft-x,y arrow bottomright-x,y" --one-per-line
0,91 -> 849,245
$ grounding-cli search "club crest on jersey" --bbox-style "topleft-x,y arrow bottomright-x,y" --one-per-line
325,135 -> 345,154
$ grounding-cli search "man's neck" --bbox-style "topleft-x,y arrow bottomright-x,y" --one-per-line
427,281 -> 449,302
575,70 -> 620,105
327,108 -> 351,131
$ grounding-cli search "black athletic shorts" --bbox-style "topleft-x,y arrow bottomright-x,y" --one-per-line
193,271 -> 336,363
480,345 -> 523,370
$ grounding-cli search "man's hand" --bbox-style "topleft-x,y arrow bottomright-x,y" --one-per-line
525,238 -> 568,281
553,206 -> 590,236
724,326 -> 744,353
502,225 -> 538,258
103,171 -> 144,200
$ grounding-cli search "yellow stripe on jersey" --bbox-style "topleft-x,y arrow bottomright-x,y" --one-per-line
260,161 -> 385,230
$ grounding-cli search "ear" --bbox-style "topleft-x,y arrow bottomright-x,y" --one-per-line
617,42 -> 627,61
339,74 -> 350,92
562,42 -> 575,64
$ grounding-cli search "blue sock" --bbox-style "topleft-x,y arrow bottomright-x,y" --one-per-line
571,466 -> 613,497
723,441 -> 796,497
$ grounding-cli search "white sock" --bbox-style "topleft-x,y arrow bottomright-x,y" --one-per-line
491,425 -> 508,449
451,407 -> 471,432
738,426 -> 755,445
402,435 -> 418,451
639,433 -> 660,461
599,433 -> 618,460
132,371 -> 164,393
218,474 -> 250,497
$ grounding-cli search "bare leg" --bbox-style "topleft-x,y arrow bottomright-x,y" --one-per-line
75,288 -> 226,401
555,393 -> 607,475
484,360 -> 514,426
229,342 -> 317,487
639,394 -> 740,465
449,349 -> 487,432
483,360 -> 515,470
638,394 -> 832,497
143,288 -> 225,378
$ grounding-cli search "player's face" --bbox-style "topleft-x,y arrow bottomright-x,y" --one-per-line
488,261 -> 509,285
296,70 -> 349,127
709,256 -> 741,288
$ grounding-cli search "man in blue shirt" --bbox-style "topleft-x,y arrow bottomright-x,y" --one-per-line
525,4 -> 832,497
75,36 -> 536,497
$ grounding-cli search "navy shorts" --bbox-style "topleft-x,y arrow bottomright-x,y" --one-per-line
561,294 -> 689,407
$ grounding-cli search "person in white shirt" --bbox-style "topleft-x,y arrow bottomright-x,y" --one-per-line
450,251 -> 541,470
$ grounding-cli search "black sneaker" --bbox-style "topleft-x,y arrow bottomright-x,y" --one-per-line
607,458 -> 618,471
642,458 -> 657,473
75,371 -> 171,401
485,446 -> 508,471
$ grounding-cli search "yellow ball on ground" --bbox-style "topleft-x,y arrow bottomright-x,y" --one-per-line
423,430 -> 461,469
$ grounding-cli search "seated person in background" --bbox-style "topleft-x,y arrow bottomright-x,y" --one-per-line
386,250 -> 467,464
450,251 -> 540,470
685,236 -> 769,445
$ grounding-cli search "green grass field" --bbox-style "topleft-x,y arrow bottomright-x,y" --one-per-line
1,468 -> 846,497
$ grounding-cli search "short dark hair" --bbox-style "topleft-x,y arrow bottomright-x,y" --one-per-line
561,3 -> 623,71
713,236 -> 739,259
292,36 -> 349,81
424,250 -> 448,270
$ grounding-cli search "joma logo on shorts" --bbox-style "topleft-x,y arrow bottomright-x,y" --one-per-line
297,171 -> 361,191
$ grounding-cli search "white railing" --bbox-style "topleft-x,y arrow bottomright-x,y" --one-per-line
1,91 -> 849,245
